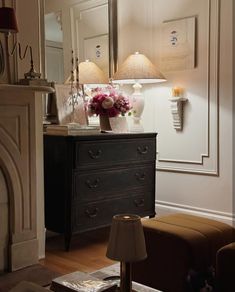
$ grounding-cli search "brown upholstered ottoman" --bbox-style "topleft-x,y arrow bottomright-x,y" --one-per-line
132,213 -> 235,292
216,242 -> 235,292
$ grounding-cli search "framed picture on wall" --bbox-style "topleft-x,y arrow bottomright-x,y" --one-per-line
160,16 -> 196,72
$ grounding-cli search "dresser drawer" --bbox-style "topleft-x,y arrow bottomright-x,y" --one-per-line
129,193 -> 155,215
75,138 -> 156,168
72,192 -> 154,232
72,197 -> 131,232
73,164 -> 155,201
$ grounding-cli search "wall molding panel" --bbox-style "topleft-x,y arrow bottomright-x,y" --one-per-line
156,199 -> 234,226
156,0 -> 220,176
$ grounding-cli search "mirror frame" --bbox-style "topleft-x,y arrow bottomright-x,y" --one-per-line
40,0 -> 118,81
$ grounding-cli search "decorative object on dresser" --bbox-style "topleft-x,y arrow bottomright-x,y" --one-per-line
106,214 -> 147,292
65,59 -> 109,126
44,132 -> 157,250
87,86 -> 132,132
112,52 -> 166,132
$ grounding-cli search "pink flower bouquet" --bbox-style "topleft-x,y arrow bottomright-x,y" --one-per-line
87,86 -> 132,117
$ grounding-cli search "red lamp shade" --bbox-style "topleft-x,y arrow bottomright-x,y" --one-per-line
0,7 -> 18,33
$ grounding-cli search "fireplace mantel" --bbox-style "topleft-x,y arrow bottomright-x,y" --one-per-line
0,85 -> 53,271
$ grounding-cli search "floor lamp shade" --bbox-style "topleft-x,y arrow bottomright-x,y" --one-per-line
0,7 -> 18,33
106,214 -> 147,262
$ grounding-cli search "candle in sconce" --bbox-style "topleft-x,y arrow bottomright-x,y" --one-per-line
172,87 -> 182,97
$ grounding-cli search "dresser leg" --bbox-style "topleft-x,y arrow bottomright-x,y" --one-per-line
149,211 -> 156,218
65,233 -> 72,251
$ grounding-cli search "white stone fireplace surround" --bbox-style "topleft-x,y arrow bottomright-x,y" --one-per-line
0,85 -> 52,272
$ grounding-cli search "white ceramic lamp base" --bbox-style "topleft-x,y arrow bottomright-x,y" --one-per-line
130,83 -> 144,132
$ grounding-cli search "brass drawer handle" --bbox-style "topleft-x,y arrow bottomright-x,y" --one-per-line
88,149 -> 102,159
135,172 -> 146,181
134,198 -> 145,207
85,207 -> 99,218
85,178 -> 100,189
137,146 -> 148,155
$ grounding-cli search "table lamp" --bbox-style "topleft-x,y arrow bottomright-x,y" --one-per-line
112,52 -> 166,132
0,4 -> 18,83
106,214 -> 147,292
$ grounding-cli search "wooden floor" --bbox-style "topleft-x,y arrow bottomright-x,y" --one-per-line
39,227 -> 115,275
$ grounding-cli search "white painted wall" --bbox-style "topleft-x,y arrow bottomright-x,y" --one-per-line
118,0 -> 234,224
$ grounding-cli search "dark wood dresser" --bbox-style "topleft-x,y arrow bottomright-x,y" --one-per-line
44,132 -> 157,250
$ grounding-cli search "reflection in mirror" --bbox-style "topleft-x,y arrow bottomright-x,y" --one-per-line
44,0 -> 117,84
43,0 -> 117,126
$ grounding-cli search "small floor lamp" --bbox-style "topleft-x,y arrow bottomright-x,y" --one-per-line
106,214 -> 147,292
112,52 -> 166,132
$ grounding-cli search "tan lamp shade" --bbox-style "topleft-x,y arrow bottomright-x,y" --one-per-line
112,52 -> 166,84
0,7 -> 18,33
65,60 -> 108,85
106,214 -> 147,263
79,60 -> 108,84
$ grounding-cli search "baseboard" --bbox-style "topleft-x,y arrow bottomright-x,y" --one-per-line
156,200 -> 235,226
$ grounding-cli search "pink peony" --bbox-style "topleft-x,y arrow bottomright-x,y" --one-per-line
102,97 -> 114,109
88,86 -> 132,118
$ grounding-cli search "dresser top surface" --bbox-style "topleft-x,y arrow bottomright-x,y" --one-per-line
44,132 -> 157,141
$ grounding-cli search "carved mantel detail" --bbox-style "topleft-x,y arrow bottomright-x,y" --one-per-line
0,85 -> 53,271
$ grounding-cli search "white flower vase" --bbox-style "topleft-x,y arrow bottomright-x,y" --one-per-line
109,116 -> 129,133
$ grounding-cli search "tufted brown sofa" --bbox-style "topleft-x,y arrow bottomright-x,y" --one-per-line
132,213 -> 235,292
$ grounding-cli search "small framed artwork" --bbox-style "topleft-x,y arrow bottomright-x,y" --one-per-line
160,16 -> 196,72
83,34 -> 109,77
53,84 -> 87,125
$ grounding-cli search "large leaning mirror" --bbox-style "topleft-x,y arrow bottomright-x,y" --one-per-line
44,0 -> 117,84
42,0 -> 117,125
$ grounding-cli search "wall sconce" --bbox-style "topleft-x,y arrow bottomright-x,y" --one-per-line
169,87 -> 188,131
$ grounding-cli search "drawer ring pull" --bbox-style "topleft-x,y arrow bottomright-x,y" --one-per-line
88,149 -> 102,159
135,173 -> 146,181
85,207 -> 99,218
86,178 -> 100,189
134,198 -> 145,207
137,146 -> 148,155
